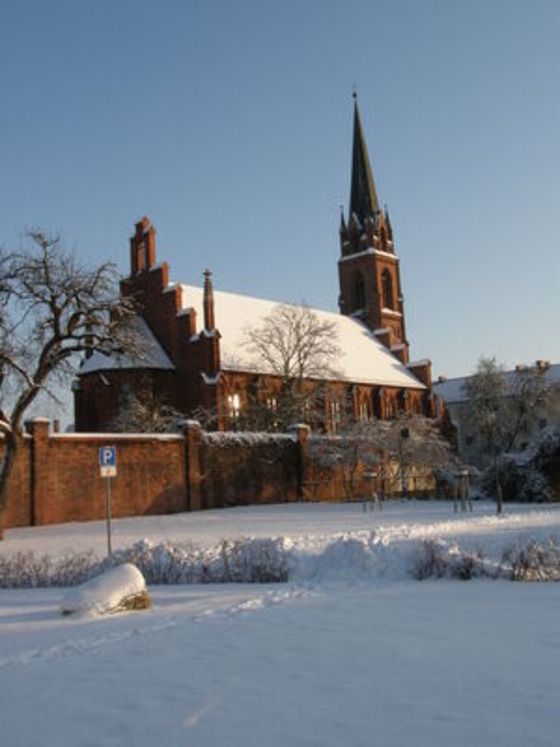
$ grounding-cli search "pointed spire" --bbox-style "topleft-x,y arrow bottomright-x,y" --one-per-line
349,93 -> 379,225
384,205 -> 393,242
339,205 -> 347,233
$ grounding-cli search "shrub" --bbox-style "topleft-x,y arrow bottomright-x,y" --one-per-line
414,540 -> 486,581
500,538 -> 560,581
481,457 -> 548,503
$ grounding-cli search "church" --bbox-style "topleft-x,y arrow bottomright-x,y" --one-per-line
74,98 -> 438,433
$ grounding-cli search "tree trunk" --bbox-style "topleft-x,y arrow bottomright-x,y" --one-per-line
0,428 -> 18,539
495,453 -> 503,515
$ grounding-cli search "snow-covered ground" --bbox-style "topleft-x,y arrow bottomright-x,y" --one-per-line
1,500 -> 560,746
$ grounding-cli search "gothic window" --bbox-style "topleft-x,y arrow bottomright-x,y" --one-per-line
227,393 -> 241,423
328,399 -> 342,433
373,388 -> 384,419
354,271 -> 366,312
358,399 -> 369,422
266,395 -> 278,430
382,269 -> 394,309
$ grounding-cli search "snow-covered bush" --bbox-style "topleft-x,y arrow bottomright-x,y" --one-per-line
500,538 -> 560,581
414,540 -> 487,581
0,549 -> 99,588
479,425 -> 560,503
0,538 -> 290,588
2,532 -> 560,588
481,457 -> 548,503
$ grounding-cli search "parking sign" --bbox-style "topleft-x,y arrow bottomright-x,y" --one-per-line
99,446 -> 117,478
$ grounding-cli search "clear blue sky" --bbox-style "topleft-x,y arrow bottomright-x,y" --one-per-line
1,0 -> 559,386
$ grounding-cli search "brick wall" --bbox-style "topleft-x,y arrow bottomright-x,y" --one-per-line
0,435 -> 32,528
2,420 -> 188,528
199,431 -> 301,508
2,420 -> 391,530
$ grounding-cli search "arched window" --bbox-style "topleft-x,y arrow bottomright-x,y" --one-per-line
354,272 -> 366,311
227,392 -> 241,424
382,269 -> 394,309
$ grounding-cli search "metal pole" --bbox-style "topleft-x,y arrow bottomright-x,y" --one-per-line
106,477 -> 112,556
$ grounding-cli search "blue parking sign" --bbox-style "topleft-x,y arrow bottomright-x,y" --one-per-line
99,446 -> 117,477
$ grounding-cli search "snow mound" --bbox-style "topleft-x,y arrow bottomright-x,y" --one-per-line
60,563 -> 150,616
291,535 -> 377,584
288,531 -> 416,584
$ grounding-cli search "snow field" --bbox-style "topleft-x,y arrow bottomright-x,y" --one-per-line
1,500 -> 560,746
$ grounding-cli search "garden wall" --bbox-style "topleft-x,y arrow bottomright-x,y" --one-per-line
2,420 -> 387,530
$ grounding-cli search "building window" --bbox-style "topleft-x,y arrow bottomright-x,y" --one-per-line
382,269 -> 394,309
227,393 -> 241,422
385,397 -> 395,419
266,396 -> 278,429
329,400 -> 342,433
358,399 -> 369,421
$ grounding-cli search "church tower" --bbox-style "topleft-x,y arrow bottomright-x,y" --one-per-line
338,95 -> 409,364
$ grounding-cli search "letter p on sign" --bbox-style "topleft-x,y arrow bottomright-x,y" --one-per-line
99,446 -> 117,478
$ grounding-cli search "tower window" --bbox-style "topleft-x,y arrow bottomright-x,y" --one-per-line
382,269 -> 394,309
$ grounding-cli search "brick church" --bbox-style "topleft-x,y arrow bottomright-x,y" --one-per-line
74,98 -> 438,432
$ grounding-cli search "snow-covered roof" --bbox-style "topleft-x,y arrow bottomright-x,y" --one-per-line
432,377 -> 469,404
79,316 -> 175,375
434,363 -> 560,404
180,285 -> 425,390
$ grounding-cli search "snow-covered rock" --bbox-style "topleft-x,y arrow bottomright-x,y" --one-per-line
60,563 -> 150,616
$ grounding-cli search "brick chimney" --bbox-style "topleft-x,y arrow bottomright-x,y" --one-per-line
203,269 -> 215,331
130,217 -> 156,274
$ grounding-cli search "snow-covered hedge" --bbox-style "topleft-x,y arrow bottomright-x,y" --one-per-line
413,536 -> 560,581
414,540 -> 487,580
0,538 -> 289,588
203,431 -> 296,448
1,533 -> 560,588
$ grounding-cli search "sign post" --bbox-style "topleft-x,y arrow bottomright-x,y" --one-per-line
99,446 -> 117,556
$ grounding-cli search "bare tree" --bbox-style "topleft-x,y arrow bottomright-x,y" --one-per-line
314,413 -> 455,502
242,304 -> 341,430
461,357 -> 554,513
504,364 -> 555,452
381,415 -> 456,497
111,393 -> 185,433
0,231 -> 138,535
461,357 -> 507,512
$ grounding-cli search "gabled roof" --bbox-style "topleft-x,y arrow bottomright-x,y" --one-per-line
180,285 -> 424,390
79,315 -> 175,375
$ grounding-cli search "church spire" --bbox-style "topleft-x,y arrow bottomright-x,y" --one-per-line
349,93 -> 379,225
338,97 -> 409,363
